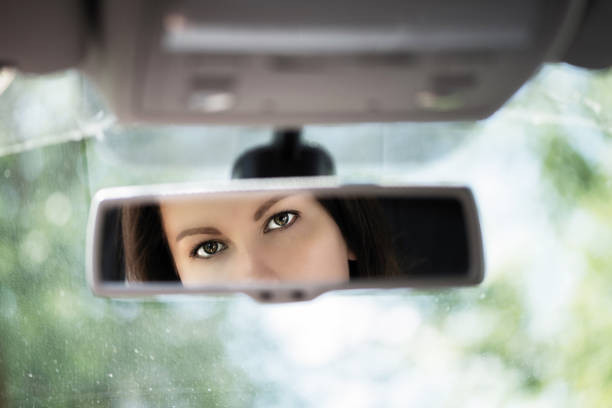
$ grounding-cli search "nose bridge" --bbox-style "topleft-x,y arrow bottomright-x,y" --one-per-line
234,242 -> 279,281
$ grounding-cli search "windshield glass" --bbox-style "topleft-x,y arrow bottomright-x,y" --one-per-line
1,64 -> 612,406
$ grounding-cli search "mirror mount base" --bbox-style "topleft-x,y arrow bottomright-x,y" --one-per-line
231,127 -> 335,179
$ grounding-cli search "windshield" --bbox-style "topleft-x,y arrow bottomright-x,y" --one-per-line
1,64 -> 611,406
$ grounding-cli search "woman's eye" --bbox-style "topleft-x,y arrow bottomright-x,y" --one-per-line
264,211 -> 298,232
193,240 -> 226,259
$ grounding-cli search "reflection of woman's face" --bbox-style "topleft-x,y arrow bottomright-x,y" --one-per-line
160,193 -> 354,284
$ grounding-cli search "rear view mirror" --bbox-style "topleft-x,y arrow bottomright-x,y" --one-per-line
87,179 -> 484,302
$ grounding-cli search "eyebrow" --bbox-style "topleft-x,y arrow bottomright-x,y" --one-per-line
176,226 -> 222,242
253,195 -> 288,221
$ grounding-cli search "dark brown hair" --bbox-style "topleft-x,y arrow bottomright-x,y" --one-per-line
122,204 -> 177,281
317,198 -> 398,279
121,197 -> 398,281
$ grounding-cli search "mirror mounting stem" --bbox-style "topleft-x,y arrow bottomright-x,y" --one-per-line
231,127 -> 335,179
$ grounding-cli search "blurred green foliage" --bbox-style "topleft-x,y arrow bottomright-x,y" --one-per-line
0,141 -> 257,407
542,134 -> 603,200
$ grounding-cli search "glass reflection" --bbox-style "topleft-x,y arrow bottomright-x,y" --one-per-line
121,193 -> 398,284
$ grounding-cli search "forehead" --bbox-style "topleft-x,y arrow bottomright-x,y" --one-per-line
159,192 -> 313,226
161,192 -> 270,212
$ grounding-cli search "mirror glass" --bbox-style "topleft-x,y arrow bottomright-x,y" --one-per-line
89,183 -> 483,295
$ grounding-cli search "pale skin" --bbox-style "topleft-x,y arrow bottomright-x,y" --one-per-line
159,193 -> 355,284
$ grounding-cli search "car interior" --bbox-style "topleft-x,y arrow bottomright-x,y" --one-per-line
1,0 -> 611,406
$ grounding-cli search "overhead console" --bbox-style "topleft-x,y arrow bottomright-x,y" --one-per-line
81,0 -> 589,124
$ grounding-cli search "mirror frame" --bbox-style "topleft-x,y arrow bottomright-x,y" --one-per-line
86,177 -> 485,302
